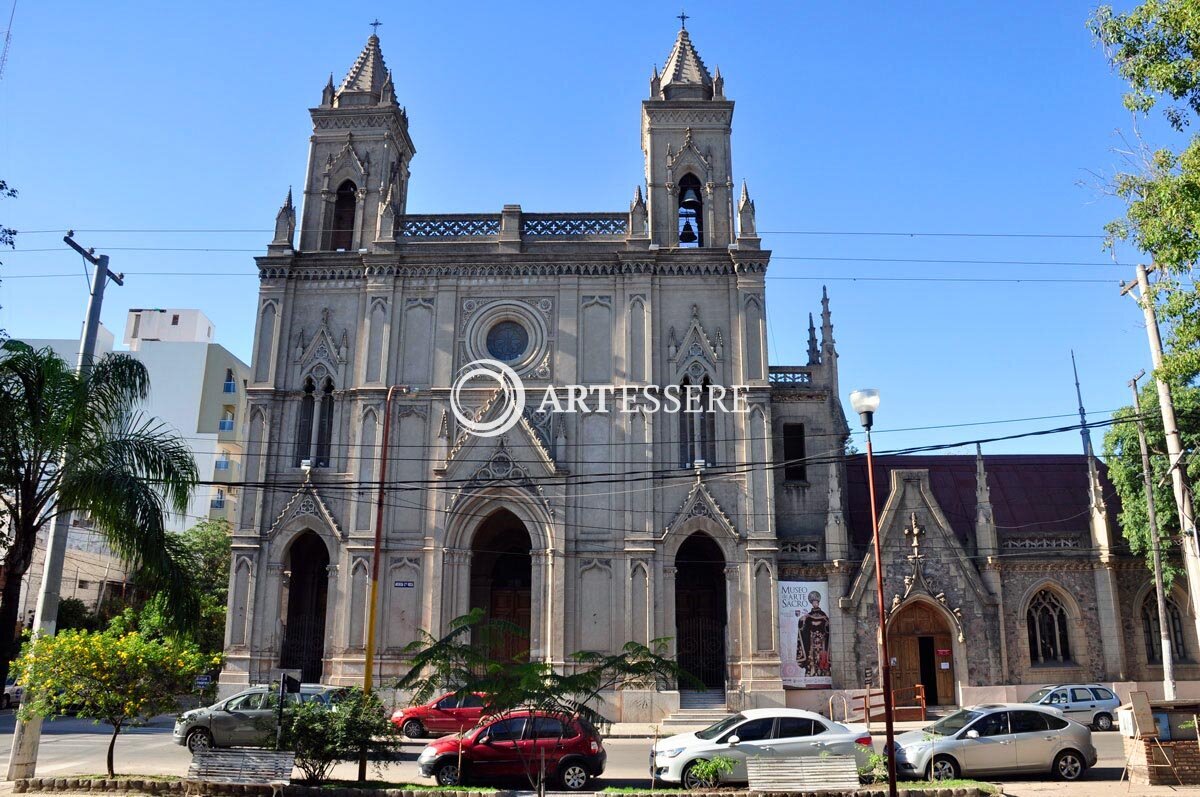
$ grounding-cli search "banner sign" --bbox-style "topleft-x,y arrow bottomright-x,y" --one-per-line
779,581 -> 833,689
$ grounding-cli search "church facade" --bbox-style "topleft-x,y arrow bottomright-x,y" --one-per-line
221,27 -> 1198,719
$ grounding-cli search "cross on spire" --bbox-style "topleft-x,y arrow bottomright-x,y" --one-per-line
677,9 -> 689,29
369,19 -> 383,35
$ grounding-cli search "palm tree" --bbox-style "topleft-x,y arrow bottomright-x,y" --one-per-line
0,340 -> 200,683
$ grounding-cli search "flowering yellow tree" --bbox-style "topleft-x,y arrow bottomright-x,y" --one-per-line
12,614 -> 214,776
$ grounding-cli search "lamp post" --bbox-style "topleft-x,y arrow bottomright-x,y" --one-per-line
850,388 -> 897,797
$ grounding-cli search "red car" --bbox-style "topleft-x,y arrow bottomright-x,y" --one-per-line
416,710 -> 606,791
392,692 -> 488,738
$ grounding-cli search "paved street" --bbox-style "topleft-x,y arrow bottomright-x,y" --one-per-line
0,710 -> 1142,793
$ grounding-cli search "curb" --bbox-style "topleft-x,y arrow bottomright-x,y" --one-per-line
10,780 -> 996,797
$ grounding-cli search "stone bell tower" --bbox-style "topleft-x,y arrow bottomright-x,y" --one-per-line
642,23 -> 735,248
297,34 -> 416,253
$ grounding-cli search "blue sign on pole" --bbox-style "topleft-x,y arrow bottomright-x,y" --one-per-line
194,675 -> 212,688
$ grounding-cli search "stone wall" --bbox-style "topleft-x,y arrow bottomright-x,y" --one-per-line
997,564 -> 1103,683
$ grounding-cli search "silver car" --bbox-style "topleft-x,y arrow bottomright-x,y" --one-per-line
1025,683 -> 1120,731
892,703 -> 1096,782
173,684 -> 346,752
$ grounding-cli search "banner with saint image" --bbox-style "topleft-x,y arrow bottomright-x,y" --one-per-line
779,581 -> 833,689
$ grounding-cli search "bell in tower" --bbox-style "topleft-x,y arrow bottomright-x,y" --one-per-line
297,31 -> 416,253
641,22 -> 736,248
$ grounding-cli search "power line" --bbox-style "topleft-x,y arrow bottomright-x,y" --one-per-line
12,228 -> 1112,239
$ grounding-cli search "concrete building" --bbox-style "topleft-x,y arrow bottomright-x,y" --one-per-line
224,27 -> 1186,718
16,310 -> 249,625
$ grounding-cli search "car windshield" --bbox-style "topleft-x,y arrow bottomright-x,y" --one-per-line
928,709 -> 983,737
1026,688 -> 1052,703
696,714 -> 744,740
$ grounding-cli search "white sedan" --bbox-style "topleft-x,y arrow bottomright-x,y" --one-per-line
651,708 -> 872,789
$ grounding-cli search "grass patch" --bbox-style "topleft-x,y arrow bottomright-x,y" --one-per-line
318,782 -> 496,792
73,775 -> 179,781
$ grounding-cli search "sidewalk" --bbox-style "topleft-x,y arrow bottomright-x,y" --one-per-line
606,719 -> 932,737
1000,780 -> 1200,795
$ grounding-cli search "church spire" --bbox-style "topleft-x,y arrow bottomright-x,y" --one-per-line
658,27 -> 714,100
337,33 -> 389,102
807,313 -> 819,365
820,286 -> 835,348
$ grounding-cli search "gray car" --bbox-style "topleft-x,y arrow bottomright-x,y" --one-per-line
892,703 -> 1097,782
173,684 -> 346,752
1024,683 -> 1121,731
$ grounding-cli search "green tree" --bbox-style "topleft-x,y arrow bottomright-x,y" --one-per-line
278,688 -> 397,783
11,612 -> 213,776
1104,383 -> 1200,580
139,519 -> 231,656
0,341 -> 200,685
397,609 -> 689,787
1091,2 -> 1200,383
56,597 -> 97,632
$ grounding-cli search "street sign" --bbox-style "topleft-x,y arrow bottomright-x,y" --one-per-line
394,580 -> 415,588
194,675 -> 212,688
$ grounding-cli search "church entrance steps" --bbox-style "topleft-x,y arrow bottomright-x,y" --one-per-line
678,689 -> 727,709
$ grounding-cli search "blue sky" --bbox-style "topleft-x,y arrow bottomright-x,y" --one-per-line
0,1 -> 1168,455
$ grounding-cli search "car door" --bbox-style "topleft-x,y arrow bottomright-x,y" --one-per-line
457,693 -> 486,731
212,692 -> 262,746
719,717 -> 776,781
525,716 -> 571,779
1066,687 -> 1098,724
768,716 -> 822,759
957,711 -> 1017,775
1009,710 -> 1056,771
472,717 -> 527,778
240,691 -> 283,746
426,694 -> 459,734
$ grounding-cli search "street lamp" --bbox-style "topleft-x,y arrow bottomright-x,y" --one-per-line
850,388 -> 897,797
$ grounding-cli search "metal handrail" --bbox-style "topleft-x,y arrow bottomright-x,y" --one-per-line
827,693 -> 850,723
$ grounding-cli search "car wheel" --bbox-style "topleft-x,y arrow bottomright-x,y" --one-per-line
186,729 -> 214,753
434,761 -> 462,787
2,695 -> 10,710
1093,713 -> 1114,732
1054,749 -> 1086,781
559,761 -> 589,791
401,719 -> 425,739
682,761 -> 716,791
928,755 -> 960,781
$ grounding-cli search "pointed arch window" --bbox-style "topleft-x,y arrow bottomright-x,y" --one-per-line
331,180 -> 357,251
1027,588 -> 1072,665
679,376 -> 717,468
315,378 -> 335,468
295,378 -> 316,466
677,173 -> 703,248
1143,593 -> 1188,663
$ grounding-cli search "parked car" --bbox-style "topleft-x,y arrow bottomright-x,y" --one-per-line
1024,683 -> 1120,731
652,708 -> 872,789
892,703 -> 1097,782
3,678 -> 22,709
173,683 -> 347,752
393,691 -> 488,738
416,710 -> 606,790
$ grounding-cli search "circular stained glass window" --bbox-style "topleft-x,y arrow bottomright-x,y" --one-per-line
486,320 -> 529,362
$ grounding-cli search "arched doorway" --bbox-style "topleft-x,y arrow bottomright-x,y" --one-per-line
470,509 -> 532,662
281,532 -> 330,682
888,601 -> 956,706
675,532 -> 727,689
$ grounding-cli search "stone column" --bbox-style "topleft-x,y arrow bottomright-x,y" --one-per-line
662,565 -> 678,658
530,549 -> 551,661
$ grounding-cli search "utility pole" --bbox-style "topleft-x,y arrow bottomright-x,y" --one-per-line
1121,264 -> 1200,631
7,233 -> 123,781
1131,370 -> 1177,699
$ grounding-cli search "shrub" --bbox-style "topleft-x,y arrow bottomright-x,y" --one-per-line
279,687 -> 397,783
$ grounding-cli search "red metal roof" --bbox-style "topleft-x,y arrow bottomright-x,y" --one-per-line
844,454 -> 1120,547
